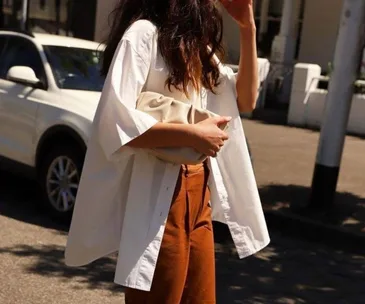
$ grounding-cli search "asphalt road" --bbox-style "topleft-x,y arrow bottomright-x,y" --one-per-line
1,119 -> 364,304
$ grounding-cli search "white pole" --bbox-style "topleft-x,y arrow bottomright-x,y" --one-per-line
310,0 -> 365,209
269,0 -> 297,103
20,0 -> 28,31
259,0 -> 270,42
292,0 -> 302,38
279,0 -> 294,37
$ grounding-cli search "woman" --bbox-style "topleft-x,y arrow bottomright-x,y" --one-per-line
65,0 -> 270,303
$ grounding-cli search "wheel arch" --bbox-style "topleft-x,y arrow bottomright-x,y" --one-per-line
35,125 -> 87,175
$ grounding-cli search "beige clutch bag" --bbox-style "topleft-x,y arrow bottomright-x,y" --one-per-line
136,91 -> 227,165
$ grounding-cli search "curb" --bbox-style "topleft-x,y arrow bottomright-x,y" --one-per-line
264,210 -> 365,254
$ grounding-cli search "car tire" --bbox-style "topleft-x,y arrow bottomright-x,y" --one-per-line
38,144 -> 84,221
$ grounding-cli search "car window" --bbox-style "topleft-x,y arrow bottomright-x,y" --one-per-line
0,37 -> 47,86
44,45 -> 105,92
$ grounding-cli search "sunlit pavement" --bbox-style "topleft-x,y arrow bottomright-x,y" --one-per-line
1,118 -> 364,303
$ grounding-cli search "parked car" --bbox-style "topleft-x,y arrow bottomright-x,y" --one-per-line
0,30 -> 253,220
0,30 -> 104,219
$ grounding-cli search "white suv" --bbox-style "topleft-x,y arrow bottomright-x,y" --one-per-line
0,30 -> 105,219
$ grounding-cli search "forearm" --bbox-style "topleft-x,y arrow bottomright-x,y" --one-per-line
236,25 -> 259,113
126,122 -> 196,149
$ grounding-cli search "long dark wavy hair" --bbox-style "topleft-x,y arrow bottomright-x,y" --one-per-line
101,0 -> 225,94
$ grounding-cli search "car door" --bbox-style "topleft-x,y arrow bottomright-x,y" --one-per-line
0,36 -> 48,166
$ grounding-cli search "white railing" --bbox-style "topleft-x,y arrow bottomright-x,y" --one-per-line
288,63 -> 365,135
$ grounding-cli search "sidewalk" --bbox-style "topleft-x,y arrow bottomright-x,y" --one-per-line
0,110 -> 363,303
243,110 -> 365,254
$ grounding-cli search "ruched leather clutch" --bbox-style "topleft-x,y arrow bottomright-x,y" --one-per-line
137,91 -> 228,164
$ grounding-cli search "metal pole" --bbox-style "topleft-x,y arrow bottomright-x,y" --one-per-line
309,0 -> 365,209
20,0 -> 28,31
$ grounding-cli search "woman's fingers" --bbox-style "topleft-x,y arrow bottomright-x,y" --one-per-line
221,132 -> 229,141
213,116 -> 232,126
207,149 -> 216,157
210,143 -> 223,157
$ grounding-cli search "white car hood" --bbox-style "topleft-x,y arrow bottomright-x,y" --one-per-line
59,89 -> 101,121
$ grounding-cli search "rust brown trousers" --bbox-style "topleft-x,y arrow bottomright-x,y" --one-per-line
125,162 -> 216,304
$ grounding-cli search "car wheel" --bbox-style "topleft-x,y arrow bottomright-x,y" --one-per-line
39,145 -> 84,220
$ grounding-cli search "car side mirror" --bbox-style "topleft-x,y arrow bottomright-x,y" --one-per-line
6,66 -> 44,89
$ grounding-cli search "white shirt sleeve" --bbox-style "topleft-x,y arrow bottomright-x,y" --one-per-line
206,63 -> 240,121
96,36 -> 158,161
219,63 -> 238,106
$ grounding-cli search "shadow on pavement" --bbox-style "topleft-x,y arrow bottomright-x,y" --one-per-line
0,230 -> 364,303
259,184 -> 365,237
250,108 -> 289,126
214,232 -> 365,303
1,169 -> 364,303
0,169 -> 68,233
0,244 -> 123,294
1,170 -> 365,244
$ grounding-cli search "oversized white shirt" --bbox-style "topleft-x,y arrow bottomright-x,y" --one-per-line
65,20 -> 270,292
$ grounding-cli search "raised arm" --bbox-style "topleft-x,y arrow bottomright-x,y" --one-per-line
221,0 -> 258,113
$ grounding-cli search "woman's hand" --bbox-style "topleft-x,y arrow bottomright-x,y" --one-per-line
191,116 -> 231,157
220,0 -> 255,29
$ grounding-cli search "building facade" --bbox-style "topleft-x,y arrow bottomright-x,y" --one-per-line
224,0 -> 354,74
0,0 -> 98,40
2,0 -> 361,78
